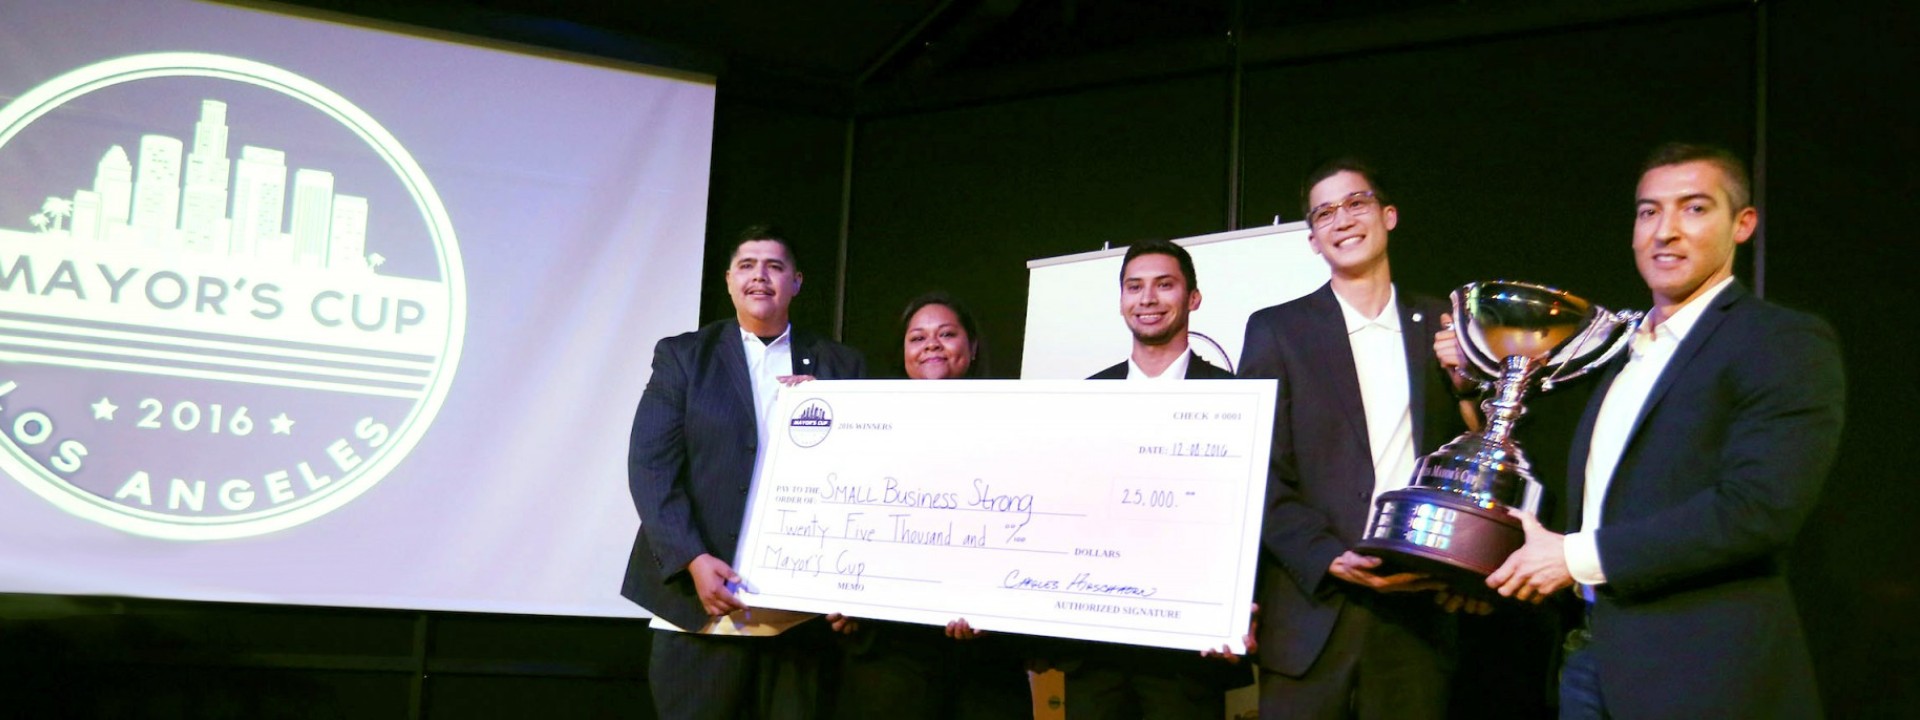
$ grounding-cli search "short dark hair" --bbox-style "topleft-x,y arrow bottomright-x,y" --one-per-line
1641,142 -> 1753,210
1300,156 -> 1389,218
898,291 -> 989,379
729,224 -> 799,270
1119,239 -> 1199,292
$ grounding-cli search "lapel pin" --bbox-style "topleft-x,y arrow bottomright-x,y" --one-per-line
802,358 -> 811,366
1411,312 -> 1423,322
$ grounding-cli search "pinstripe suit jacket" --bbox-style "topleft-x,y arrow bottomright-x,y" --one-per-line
620,319 -> 867,629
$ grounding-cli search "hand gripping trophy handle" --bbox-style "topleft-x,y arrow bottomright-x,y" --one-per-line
1354,281 -> 1643,595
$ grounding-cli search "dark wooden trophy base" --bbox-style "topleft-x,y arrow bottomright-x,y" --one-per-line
1354,487 -> 1524,599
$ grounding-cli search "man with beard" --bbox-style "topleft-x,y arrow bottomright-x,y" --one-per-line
1064,239 -> 1246,720
1088,240 -> 1233,381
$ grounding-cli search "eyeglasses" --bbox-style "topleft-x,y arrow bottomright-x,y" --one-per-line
1307,191 -> 1379,229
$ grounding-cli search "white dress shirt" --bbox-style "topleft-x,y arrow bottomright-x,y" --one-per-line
1334,288 -> 1418,502
739,323 -> 794,452
653,324 -> 811,635
1126,348 -> 1192,380
1565,276 -> 1735,587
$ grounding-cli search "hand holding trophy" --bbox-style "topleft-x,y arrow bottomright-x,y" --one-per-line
1355,281 -> 1642,596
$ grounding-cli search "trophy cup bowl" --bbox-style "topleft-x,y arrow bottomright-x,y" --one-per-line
1355,281 -> 1641,594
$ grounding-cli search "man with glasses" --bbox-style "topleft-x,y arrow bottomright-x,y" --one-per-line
1240,158 -> 1473,719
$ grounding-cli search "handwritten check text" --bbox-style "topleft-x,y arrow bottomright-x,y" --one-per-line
735,380 -> 1275,652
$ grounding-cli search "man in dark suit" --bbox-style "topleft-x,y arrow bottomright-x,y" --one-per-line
1070,239 -> 1242,719
1087,240 -> 1234,382
623,225 -> 867,720
1241,159 -> 1472,719
1488,143 -> 1844,719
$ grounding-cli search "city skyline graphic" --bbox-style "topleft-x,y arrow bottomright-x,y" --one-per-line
0,50 -> 468,540
19,99 -> 381,274
0,90 -> 454,398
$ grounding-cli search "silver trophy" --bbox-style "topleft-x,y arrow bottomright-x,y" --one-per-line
1355,281 -> 1642,590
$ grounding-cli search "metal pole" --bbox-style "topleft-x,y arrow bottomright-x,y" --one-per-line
1225,0 -> 1245,230
1751,0 -> 1769,298
834,116 -> 855,340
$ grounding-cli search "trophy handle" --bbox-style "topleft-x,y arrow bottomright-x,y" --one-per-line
1451,287 -> 1504,386
1539,309 -> 1645,390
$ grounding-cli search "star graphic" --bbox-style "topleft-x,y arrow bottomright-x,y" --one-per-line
269,412 -> 295,435
91,397 -> 118,421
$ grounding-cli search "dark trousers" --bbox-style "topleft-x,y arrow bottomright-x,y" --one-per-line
1448,605 -> 1563,719
1259,599 -> 1451,720
1558,610 -> 1609,720
1063,647 -> 1228,720
649,623 -> 833,720
831,622 -> 1030,720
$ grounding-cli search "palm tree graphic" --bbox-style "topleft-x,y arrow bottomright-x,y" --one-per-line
40,196 -> 73,232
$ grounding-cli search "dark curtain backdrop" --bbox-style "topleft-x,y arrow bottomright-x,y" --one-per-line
845,75 -> 1232,378
703,2 -> 1915,717
5,1 -> 1907,718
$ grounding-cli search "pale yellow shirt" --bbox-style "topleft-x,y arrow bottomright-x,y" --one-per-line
1333,288 -> 1419,502
1565,276 -> 1735,588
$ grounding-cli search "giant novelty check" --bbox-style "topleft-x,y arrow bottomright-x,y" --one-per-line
734,379 -> 1275,652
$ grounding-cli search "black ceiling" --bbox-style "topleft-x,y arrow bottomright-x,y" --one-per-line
289,1 -> 1448,79
272,0 -> 1735,115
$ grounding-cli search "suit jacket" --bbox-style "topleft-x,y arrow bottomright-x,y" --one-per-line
1239,283 -> 1465,675
1087,351 -> 1234,380
1568,283 -> 1843,719
620,319 -> 867,629
1080,349 -> 1251,690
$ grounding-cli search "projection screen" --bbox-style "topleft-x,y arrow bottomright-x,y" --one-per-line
0,0 -> 714,617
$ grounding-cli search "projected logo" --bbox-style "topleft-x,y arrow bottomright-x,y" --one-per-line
788,399 -> 833,448
0,54 -> 466,539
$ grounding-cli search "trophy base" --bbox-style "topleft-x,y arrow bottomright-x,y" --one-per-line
1354,488 -> 1523,596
